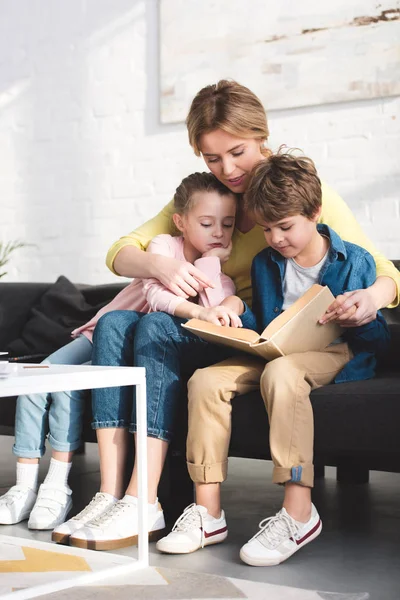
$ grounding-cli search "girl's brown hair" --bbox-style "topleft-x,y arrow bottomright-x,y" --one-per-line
186,80 -> 269,156
174,171 -> 235,214
244,148 -> 322,222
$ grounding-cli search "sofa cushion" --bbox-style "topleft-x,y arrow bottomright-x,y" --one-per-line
229,372 -> 400,462
6,276 -> 106,358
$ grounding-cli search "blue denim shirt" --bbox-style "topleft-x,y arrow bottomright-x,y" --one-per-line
241,224 -> 390,383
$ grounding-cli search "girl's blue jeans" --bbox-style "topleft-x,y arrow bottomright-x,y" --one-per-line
91,310 -> 232,443
13,335 -> 93,458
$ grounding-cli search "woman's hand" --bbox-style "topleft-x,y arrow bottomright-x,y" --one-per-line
153,255 -> 215,298
319,289 -> 378,327
196,305 -> 242,327
202,241 -> 233,264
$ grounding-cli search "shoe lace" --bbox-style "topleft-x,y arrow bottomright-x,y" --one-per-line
171,503 -> 206,548
72,493 -> 111,522
251,510 -> 299,549
0,486 -> 31,506
88,499 -> 130,528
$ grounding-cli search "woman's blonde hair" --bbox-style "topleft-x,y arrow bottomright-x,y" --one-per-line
186,80 -> 269,156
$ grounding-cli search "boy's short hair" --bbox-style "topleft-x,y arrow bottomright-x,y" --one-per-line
244,148 -> 322,223
174,172 -> 235,215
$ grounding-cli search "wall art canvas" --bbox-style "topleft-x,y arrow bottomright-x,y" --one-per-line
160,0 -> 400,123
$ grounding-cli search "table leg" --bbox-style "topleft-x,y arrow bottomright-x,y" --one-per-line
135,376 -> 149,567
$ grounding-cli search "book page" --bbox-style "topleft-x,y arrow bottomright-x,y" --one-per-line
261,284 -> 325,339
265,286 -> 341,355
183,319 -> 260,343
182,284 -> 341,359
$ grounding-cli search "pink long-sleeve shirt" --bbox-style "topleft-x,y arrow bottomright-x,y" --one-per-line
72,234 -> 235,343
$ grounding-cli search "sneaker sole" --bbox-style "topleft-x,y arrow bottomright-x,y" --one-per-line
240,520 -> 322,567
69,527 -> 167,551
157,531 -> 228,554
52,501 -> 118,545
52,531 -> 73,545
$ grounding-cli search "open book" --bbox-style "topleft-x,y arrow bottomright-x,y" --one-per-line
182,284 -> 342,360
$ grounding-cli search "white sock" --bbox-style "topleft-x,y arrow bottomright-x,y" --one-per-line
43,458 -> 72,488
16,462 -> 39,492
122,494 -> 158,510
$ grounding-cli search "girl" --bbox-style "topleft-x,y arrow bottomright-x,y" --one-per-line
57,80 -> 399,551
0,172 -> 237,533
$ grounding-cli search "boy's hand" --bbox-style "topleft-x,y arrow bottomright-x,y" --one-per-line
195,305 -> 242,328
319,290 -> 377,327
202,241 -> 233,264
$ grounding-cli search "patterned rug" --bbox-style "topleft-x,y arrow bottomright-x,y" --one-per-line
0,534 -> 135,599
0,535 -> 369,600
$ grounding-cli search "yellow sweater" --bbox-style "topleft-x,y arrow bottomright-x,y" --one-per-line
107,181 -> 400,308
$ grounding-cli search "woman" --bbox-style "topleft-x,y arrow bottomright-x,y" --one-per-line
53,80 -> 400,551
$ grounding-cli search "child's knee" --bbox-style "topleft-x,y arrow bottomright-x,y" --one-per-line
136,313 -> 180,348
95,311 -> 127,338
188,368 -> 221,404
94,311 -> 143,350
260,357 -> 302,400
261,356 -> 292,384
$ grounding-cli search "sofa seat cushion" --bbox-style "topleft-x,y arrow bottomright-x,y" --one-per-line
230,373 -> 400,461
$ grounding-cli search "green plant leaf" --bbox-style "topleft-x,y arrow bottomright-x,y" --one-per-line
0,240 -> 33,279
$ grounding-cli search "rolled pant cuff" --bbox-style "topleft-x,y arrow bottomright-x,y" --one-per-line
272,464 -> 314,488
13,445 -> 45,459
48,434 -> 82,453
187,460 -> 228,483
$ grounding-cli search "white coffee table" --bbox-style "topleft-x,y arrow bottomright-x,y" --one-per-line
0,363 -> 149,598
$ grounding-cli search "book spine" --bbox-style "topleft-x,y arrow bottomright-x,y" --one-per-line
254,340 -> 284,360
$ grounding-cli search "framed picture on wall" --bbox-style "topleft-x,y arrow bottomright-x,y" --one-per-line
160,0 -> 400,123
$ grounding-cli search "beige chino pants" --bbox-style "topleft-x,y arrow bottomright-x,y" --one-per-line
187,343 -> 352,488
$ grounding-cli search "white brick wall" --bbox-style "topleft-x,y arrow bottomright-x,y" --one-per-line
0,0 -> 399,284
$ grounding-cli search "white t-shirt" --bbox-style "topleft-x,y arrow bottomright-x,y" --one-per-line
282,252 -> 328,310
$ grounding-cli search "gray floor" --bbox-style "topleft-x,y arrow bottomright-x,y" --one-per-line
0,436 -> 399,600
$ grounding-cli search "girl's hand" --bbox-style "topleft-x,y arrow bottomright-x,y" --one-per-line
202,241 -> 233,264
220,295 -> 245,315
153,255 -> 215,298
319,289 -> 378,327
196,305 -> 242,328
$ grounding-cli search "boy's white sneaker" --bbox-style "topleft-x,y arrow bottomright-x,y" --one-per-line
156,503 -> 228,554
28,483 -> 72,530
0,486 -> 37,525
69,495 -> 166,551
240,504 -> 322,566
52,492 -> 116,544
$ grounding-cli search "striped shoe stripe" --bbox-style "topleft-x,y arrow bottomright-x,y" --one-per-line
290,519 -> 321,546
202,526 -> 228,539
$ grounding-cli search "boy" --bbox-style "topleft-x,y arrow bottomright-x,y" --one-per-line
156,150 -> 390,566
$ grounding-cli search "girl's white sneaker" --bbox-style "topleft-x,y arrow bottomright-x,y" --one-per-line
28,483 -> 72,530
0,486 -> 37,525
69,495 -> 166,551
52,492 -> 116,544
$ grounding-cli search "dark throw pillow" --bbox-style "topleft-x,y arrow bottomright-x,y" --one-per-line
7,276 -> 106,358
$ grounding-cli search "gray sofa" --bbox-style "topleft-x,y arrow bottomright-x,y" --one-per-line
1,275 -> 399,519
